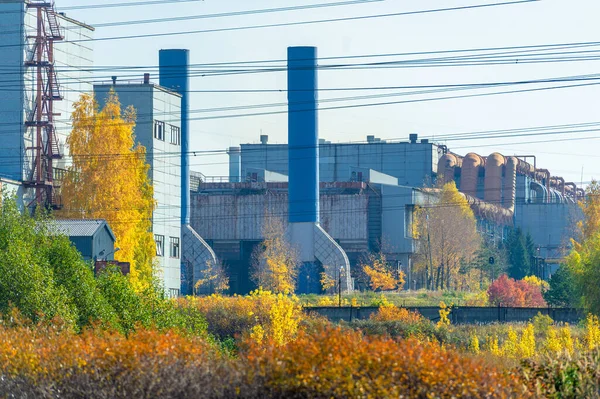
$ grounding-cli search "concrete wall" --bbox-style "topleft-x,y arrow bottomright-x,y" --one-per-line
306,306 -> 585,324
94,83 -> 182,294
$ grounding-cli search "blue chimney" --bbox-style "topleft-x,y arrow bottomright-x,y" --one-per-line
159,49 -> 190,224
288,47 -> 319,223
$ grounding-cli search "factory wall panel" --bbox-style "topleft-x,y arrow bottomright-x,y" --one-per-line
515,203 -> 582,260
380,185 -> 416,254
239,142 -> 440,187
191,192 -> 368,242
0,2 -> 26,181
54,15 -> 94,172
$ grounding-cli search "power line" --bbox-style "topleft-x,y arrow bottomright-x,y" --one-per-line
0,0 -> 540,48
91,0 -> 383,28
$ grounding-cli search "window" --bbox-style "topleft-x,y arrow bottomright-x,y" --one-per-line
154,234 -> 164,257
170,125 -> 180,145
154,120 -> 165,141
168,288 -> 180,298
170,236 -> 180,258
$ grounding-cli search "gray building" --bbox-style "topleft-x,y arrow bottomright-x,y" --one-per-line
189,133 -> 582,293
52,219 -> 116,262
94,79 -> 182,295
0,1 -> 93,205
239,134 -> 439,187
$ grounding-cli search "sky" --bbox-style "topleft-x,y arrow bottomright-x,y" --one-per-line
55,0 -> 600,185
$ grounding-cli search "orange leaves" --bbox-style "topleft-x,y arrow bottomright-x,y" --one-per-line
370,302 -> 424,323
361,252 -> 405,291
0,323 -> 211,382
245,325 -> 527,398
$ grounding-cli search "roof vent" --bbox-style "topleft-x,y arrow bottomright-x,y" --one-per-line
143,73 -> 150,84
260,134 -> 268,145
421,139 -> 429,144
409,133 -> 418,144
367,135 -> 375,143
111,76 -> 117,85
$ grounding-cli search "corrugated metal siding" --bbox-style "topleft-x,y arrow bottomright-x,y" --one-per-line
191,192 -> 368,242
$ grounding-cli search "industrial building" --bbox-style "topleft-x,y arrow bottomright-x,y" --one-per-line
96,50 -> 217,295
94,77 -> 183,295
189,46 -> 582,294
0,0 -> 93,208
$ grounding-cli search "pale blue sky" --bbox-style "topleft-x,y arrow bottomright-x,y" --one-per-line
57,0 -> 600,184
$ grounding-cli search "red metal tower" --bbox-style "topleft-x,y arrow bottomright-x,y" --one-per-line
23,0 -> 64,209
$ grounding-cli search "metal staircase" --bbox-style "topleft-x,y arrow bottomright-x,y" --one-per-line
23,0 -> 64,209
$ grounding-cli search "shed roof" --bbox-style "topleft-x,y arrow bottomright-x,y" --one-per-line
51,219 -> 116,241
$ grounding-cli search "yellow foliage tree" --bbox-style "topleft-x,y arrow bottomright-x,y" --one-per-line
414,182 -> 481,290
251,216 -> 299,294
194,261 -> 230,295
361,252 -> 405,291
58,91 -> 155,292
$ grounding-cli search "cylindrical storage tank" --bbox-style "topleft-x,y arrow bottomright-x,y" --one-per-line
503,156 -> 517,210
159,49 -> 190,223
460,153 -> 484,198
227,147 -> 241,183
437,153 -> 461,185
484,153 -> 505,205
288,47 -> 319,223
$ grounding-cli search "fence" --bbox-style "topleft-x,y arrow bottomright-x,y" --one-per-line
304,306 -> 585,324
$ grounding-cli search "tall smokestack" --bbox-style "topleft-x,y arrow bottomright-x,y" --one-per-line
159,49 -> 190,224
288,46 -> 319,223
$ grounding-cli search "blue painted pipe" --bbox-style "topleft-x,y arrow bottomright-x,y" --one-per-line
159,49 -> 190,224
288,47 -> 319,223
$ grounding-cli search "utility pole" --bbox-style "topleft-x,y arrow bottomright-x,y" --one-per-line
426,213 -> 433,290
338,266 -> 343,307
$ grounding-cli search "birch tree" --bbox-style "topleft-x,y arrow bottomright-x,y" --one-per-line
251,216 -> 300,294
415,182 -> 481,290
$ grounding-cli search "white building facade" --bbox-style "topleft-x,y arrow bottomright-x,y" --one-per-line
94,81 -> 183,296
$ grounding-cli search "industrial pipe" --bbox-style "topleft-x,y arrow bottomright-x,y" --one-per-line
552,176 -> 566,196
515,155 -> 537,172
503,156 -> 517,211
530,181 -> 547,204
484,153 -> 505,205
536,169 -> 551,203
437,153 -> 462,185
460,153 -> 484,198
565,182 -> 577,200
577,188 -> 586,201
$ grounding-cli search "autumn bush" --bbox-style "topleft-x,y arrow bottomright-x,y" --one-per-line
180,288 -> 303,346
0,321 -> 529,399
244,325 -> 528,398
488,274 -> 547,307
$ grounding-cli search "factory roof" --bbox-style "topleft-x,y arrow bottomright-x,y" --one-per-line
51,219 -> 116,241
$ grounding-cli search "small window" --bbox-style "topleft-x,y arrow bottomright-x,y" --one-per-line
170,236 -> 180,258
154,121 -> 165,141
170,125 -> 180,145
154,234 -> 164,257
168,288 -> 180,298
